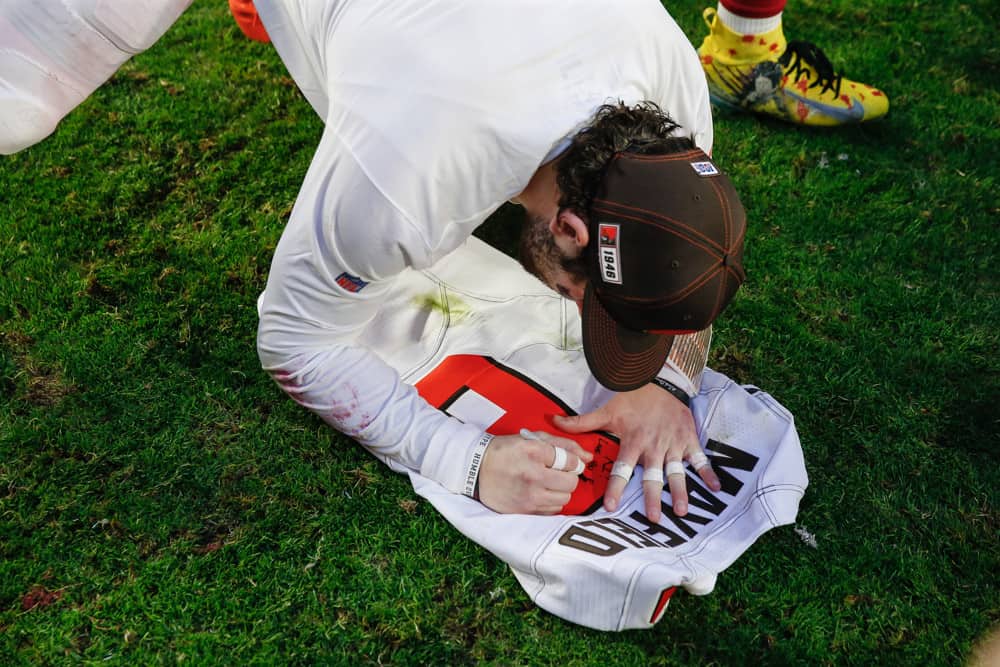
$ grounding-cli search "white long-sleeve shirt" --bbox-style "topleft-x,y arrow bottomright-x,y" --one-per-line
255,0 -> 715,494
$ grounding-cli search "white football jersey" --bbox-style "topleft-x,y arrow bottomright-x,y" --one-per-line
355,237 -> 808,631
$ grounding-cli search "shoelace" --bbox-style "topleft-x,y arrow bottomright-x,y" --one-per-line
778,40 -> 843,97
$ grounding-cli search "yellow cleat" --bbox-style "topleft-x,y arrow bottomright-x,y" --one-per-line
697,7 -> 888,126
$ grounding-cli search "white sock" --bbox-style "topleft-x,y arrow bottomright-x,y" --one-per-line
717,5 -> 782,35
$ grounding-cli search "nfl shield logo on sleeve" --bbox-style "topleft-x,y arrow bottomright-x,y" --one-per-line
336,272 -> 368,293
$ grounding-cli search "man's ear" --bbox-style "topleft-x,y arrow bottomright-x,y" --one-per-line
549,209 -> 589,250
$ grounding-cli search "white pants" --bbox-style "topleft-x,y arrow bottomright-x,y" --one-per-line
0,0 -> 191,154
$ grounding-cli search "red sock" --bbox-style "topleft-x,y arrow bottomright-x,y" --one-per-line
229,0 -> 270,43
719,0 -> 786,19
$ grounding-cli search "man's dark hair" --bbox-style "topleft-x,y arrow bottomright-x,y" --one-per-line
538,101 -> 695,282
556,101 -> 695,217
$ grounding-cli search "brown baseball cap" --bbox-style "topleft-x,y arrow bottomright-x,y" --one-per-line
582,148 -> 746,392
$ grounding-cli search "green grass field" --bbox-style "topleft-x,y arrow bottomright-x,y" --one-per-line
1,1 -> 997,664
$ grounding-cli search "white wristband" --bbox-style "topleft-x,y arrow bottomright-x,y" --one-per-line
463,433 -> 494,498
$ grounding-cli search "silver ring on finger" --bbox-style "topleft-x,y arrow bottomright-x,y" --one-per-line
689,451 -> 710,471
641,466 -> 664,484
610,461 -> 634,481
666,461 -> 686,478
550,446 -> 569,471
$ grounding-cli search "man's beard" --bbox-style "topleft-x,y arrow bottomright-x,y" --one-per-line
517,211 -> 588,284
517,212 -> 558,282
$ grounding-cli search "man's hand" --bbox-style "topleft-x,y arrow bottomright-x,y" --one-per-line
477,430 -> 593,514
553,384 -> 720,521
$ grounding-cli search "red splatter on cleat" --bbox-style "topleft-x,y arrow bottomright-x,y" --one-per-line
698,9 -> 889,124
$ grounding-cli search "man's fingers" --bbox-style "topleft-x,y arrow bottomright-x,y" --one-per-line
552,409 -> 607,435
537,504 -> 567,516
666,460 -> 689,516
691,451 -> 722,492
479,433 -> 585,515
641,466 -> 664,522
533,486 -> 572,514
522,429 -> 593,464
550,444 -> 569,471
557,438 -> 593,465
541,467 -> 581,494
696,460 -> 721,492
603,473 -> 628,512
603,456 -> 638,512
549,447 -> 586,475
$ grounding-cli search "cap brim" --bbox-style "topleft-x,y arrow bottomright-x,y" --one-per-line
581,284 -> 674,392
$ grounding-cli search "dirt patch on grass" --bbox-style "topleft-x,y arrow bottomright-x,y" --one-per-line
22,585 -> 64,611
22,363 -> 75,406
1,331 -> 75,406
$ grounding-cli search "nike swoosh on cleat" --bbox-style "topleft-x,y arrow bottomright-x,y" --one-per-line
783,90 -> 866,122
